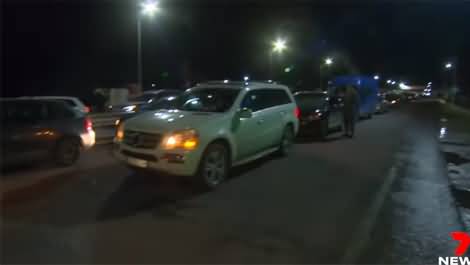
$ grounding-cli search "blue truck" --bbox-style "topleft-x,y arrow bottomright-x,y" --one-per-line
330,75 -> 379,119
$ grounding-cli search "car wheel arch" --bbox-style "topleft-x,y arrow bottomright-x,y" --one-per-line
205,138 -> 233,165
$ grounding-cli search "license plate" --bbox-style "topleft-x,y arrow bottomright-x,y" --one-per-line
127,157 -> 148,168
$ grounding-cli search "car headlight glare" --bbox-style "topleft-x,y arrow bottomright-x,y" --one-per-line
162,129 -> 198,150
123,105 -> 138,112
116,123 -> 124,142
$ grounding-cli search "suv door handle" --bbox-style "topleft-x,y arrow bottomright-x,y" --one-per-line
257,119 -> 265,124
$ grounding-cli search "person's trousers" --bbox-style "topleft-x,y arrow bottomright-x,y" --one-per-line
344,115 -> 355,136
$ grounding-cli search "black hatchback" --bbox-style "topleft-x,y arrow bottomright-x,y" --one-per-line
294,91 -> 344,139
1,98 -> 95,168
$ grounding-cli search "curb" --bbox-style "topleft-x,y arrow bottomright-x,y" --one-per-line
440,141 -> 470,232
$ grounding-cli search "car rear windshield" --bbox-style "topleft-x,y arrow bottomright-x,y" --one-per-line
295,94 -> 326,110
175,88 -> 240,113
62,99 -> 77,107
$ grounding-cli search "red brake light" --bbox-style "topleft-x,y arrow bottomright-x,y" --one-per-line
294,107 -> 301,118
84,106 -> 91,113
85,117 -> 93,131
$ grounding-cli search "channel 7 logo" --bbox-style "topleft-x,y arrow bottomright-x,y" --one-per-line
452,232 -> 470,256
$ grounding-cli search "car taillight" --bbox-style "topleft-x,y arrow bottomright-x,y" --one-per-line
294,107 -> 301,119
84,106 -> 91,113
85,117 -> 93,132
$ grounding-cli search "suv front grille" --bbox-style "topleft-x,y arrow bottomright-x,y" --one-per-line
123,130 -> 162,149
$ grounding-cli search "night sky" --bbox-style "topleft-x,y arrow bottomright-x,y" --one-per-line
2,0 -> 470,98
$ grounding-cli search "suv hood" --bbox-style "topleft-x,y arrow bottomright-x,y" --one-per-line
124,109 -> 222,133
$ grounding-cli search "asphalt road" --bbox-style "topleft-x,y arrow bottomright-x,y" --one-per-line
1,101 -> 464,264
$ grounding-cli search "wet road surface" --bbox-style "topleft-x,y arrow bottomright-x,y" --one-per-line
1,101 -> 463,264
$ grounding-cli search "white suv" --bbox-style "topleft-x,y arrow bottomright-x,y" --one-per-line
114,81 -> 299,188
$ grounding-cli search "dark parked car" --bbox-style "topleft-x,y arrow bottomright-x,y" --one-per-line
375,92 -> 390,114
114,95 -> 179,127
385,93 -> 402,107
294,91 -> 344,139
1,98 -> 95,168
402,91 -> 419,102
109,89 -> 181,113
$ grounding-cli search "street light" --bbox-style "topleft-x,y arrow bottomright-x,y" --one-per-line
386,80 -> 392,84
374,75 -> 380,80
244,76 -> 249,81
272,38 -> 287,53
444,60 -> 458,102
141,1 -> 159,16
269,38 -> 288,79
137,0 -> 160,90
320,57 -> 334,90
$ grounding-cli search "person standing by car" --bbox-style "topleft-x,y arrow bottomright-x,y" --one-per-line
342,85 -> 360,138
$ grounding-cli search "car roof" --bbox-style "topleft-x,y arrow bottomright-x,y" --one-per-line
142,89 -> 180,94
294,91 -> 328,96
20,96 -> 80,100
194,80 -> 289,91
1,98 -> 72,105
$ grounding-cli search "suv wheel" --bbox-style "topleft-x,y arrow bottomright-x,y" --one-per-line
198,143 -> 229,189
55,137 -> 80,166
277,125 -> 294,156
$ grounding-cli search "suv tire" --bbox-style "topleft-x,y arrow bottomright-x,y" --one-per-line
55,137 -> 80,166
197,142 -> 229,189
277,125 -> 294,156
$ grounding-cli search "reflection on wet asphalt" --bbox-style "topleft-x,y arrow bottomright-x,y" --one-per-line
1,101 -> 465,264
362,102 -> 465,264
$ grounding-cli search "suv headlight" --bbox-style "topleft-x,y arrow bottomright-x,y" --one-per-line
161,129 -> 199,150
116,123 -> 124,142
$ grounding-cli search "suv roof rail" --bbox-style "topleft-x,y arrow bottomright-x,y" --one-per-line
197,80 -> 280,86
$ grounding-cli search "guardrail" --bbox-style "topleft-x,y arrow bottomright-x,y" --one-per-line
88,112 -> 127,144
89,112 -> 123,127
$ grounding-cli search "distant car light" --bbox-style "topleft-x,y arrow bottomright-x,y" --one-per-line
391,100 -> 397,104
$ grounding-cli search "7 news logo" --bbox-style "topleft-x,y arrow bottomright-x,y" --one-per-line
439,232 -> 470,265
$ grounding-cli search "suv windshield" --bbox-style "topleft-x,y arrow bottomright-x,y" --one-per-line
174,88 -> 240,112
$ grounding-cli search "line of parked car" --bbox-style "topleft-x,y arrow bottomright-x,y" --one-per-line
0,80 -> 408,187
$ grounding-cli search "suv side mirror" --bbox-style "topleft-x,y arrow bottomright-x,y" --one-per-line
238,108 -> 253,119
